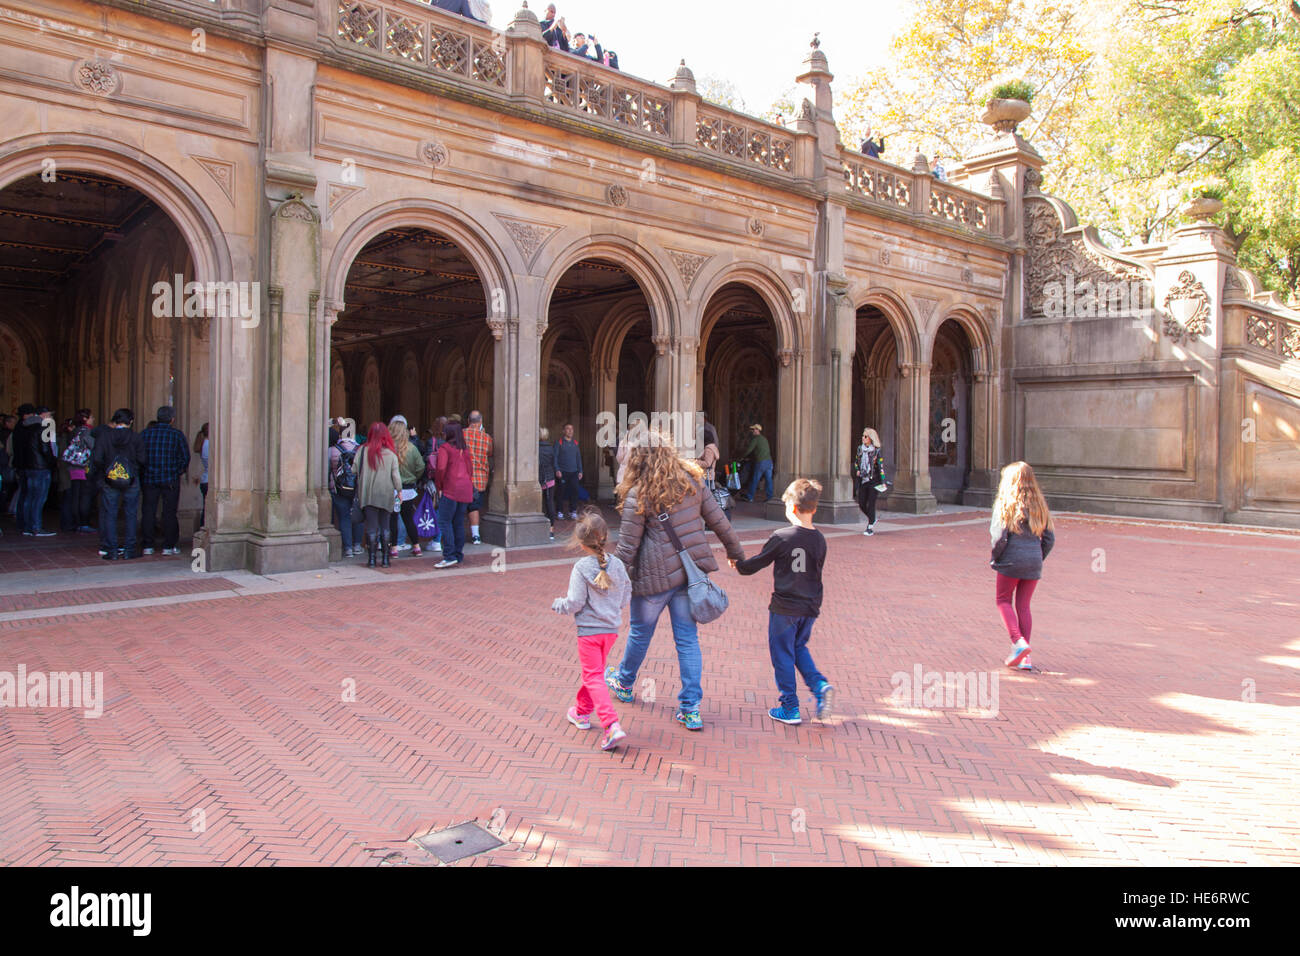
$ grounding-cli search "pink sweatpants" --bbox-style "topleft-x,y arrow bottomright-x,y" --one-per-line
995,573 -> 1038,643
575,632 -> 619,728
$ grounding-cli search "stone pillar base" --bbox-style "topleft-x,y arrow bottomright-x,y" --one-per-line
883,491 -> 939,514
481,512 -> 552,547
810,498 -> 863,525
197,529 -> 330,573
961,487 -> 995,508
321,525 -> 342,561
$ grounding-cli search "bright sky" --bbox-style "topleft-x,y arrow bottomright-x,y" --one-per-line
487,0 -> 911,114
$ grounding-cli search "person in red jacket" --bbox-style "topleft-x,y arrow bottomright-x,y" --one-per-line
433,421 -> 475,568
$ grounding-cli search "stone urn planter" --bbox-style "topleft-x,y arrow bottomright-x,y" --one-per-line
982,98 -> 1032,134
1181,196 -> 1224,221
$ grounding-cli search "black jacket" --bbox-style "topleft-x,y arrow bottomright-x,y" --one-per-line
538,440 -> 557,485
990,521 -> 1055,580
91,426 -> 148,487
12,415 -> 56,471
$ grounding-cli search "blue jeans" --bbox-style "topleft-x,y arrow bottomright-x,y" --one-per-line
101,482 -> 141,553
331,492 -> 358,551
747,459 -> 773,501
21,469 -> 51,533
437,496 -> 468,562
768,613 -> 826,710
614,585 -> 702,712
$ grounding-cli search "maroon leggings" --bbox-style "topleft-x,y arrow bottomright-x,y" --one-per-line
995,573 -> 1038,643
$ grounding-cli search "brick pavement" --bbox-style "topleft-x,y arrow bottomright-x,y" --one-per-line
0,513 -> 1297,866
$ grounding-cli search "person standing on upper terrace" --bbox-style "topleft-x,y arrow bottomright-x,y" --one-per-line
541,5 -> 570,51
860,130 -> 885,158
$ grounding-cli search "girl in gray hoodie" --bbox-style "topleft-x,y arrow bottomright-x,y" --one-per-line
552,510 -> 632,750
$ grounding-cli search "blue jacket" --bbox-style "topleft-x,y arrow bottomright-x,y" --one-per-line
555,437 -> 582,473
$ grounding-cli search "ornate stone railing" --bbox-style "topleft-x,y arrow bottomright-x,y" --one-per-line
841,150 -> 998,238
333,0 -> 508,90
541,51 -> 671,140
1244,312 -> 1300,361
695,108 -> 796,174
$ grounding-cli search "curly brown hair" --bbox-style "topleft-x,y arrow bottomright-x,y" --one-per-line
615,428 -> 704,515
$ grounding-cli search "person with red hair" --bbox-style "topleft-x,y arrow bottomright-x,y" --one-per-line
355,421 -> 401,567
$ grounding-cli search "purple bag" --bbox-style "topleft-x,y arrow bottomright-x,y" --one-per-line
414,491 -> 438,540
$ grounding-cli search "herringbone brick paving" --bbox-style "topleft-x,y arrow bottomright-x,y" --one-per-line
0,514 -> 1297,865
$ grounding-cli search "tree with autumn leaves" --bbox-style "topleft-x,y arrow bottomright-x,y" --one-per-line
834,0 -> 1300,301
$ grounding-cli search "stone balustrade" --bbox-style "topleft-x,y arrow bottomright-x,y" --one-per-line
1243,312 -> 1300,361
541,50 -> 672,141
841,150 -> 1002,239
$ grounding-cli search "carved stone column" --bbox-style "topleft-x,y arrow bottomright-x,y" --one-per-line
964,368 -> 999,506
482,280 -> 550,547
891,361 -> 939,513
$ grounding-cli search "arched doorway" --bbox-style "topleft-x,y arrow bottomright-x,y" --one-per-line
701,283 -> 781,501
929,319 -> 974,501
852,305 -> 903,487
0,168 -> 212,547
330,226 -> 493,437
546,258 -> 656,502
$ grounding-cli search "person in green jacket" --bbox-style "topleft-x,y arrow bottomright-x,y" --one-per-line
741,423 -> 774,502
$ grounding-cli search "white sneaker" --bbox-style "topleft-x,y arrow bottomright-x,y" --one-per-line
471,536 -> 482,545
432,541 -> 442,551
397,543 -> 412,552
434,559 -> 458,569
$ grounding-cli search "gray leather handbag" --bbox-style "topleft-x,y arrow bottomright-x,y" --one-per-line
656,512 -> 729,624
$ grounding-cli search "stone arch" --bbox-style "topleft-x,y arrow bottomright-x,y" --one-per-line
935,305 -> 996,377
0,134 -> 232,285
587,298 -> 653,382
854,287 -> 921,368
540,234 -> 678,341
695,261 -> 801,355
324,198 -> 515,323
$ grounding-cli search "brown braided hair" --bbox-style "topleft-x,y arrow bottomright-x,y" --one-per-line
570,508 -> 613,590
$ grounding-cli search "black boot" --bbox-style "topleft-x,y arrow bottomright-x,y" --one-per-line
367,536 -> 377,568
380,532 -> 391,568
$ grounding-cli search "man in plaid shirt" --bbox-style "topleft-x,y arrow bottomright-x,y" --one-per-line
139,405 -> 191,555
464,410 -> 493,545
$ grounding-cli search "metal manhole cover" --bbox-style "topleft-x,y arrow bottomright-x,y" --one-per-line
413,822 -> 503,863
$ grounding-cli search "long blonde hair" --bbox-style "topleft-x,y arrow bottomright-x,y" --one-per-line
992,461 -> 1052,537
389,419 -> 410,461
571,508 -> 613,590
615,427 -> 703,515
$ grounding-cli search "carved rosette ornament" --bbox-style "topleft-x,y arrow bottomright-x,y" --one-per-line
747,217 -> 765,237
422,141 -> 450,168
1161,270 -> 1212,344
73,59 -> 120,96
606,184 -> 629,207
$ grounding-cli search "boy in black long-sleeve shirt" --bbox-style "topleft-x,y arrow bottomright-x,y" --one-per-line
733,478 -> 833,724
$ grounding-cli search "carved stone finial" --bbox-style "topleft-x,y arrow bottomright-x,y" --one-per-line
671,59 -> 697,92
912,152 -> 930,174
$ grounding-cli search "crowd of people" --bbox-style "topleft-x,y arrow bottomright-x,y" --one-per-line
0,402 -> 206,559
328,410 -> 495,568
539,4 -> 620,70
549,422 -> 1056,751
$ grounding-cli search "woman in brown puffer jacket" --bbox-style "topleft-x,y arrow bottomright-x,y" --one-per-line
604,428 -> 745,731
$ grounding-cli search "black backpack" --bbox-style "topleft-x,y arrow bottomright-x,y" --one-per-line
104,452 -> 134,490
333,447 -> 357,496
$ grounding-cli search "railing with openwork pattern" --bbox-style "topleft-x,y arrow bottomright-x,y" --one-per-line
842,150 -> 998,238
1244,312 -> 1300,362
541,52 -> 672,140
695,108 -> 795,174
334,0 -> 508,90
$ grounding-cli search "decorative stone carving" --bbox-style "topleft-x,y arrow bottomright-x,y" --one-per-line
778,348 -> 796,368
910,295 -> 938,325
487,317 -> 506,340
666,248 -> 711,292
746,217 -> 765,237
275,192 -> 318,222
651,334 -> 670,356
494,213 -> 560,268
1024,197 -> 1149,316
879,248 -> 891,265
961,267 -> 974,284
1024,168 -> 1043,195
422,140 -> 450,168
73,59 -> 120,96
605,183 -> 629,207
327,182 -> 365,219
799,98 -> 814,122
194,156 -> 235,204
1162,270 -> 1212,344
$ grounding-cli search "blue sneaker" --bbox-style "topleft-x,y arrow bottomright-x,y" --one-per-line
814,681 -> 833,719
1005,638 -> 1031,668
605,666 -> 634,704
675,709 -> 703,730
768,705 -> 802,725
